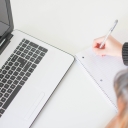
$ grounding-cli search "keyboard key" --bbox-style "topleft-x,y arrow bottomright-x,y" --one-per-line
10,85 -> 16,89
4,84 -> 9,89
24,40 -> 29,44
13,80 -> 18,85
2,79 -> 7,83
35,50 -> 40,54
16,46 -> 20,50
23,76 -> 28,81
17,57 -> 27,68
22,44 -> 27,48
7,57 -> 11,61
28,68 -> 34,73
16,67 -> 21,72
28,52 -> 33,56
16,76 -> 22,81
3,85 -> 21,109
10,54 -> 14,58
30,58 -> 35,62
33,54 -> 38,58
22,39 -> 25,42
8,62 -> 13,66
40,52 -> 45,56
26,72 -> 31,77
19,47 -> 24,51
10,76 -> 15,80
13,72 -> 18,76
24,50 -> 28,54
38,46 -> 44,51
19,72 -> 25,76
11,66 -> 16,70
26,46 -> 31,50
16,51 -> 21,55
31,48 -> 36,52
19,42 -> 23,46
1,65 -> 5,69
25,55 -> 30,60
2,70 -> 7,74
19,81 -> 25,86
7,80 -> 13,84
4,61 -> 8,65
2,66 -> 5,70
8,70 -> 13,75
0,102 -> 3,107
0,74 -> 4,79
29,42 -> 38,48
23,62 -> 32,72
1,97 -> 6,102
34,56 -> 43,64
8,58 -> 12,62
11,55 -> 18,62
43,48 -> 48,53
37,56 -> 43,61
21,53 -> 26,58
0,93 -> 3,98
31,64 -> 37,69
1,88 -> 6,93
5,66 -> 10,70
39,46 -> 48,53
34,59 -> 40,64
7,89 -> 12,93
4,93 -> 9,98
0,83 -> 4,87
14,62 -> 19,66
14,50 -> 17,53
5,75 -> 10,79
0,109 -> 5,114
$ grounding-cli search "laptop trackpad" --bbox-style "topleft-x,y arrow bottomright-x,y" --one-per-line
24,91 -> 45,120
13,86 -> 45,120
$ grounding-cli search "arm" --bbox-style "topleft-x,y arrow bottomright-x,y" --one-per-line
92,35 -> 128,66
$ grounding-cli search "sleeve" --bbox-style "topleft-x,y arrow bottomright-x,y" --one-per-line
122,42 -> 128,66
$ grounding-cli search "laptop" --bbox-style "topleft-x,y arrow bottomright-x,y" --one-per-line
0,0 -> 74,127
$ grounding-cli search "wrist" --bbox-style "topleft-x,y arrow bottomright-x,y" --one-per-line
118,44 -> 122,57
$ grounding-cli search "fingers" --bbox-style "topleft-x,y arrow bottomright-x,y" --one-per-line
93,36 -> 105,48
92,36 -> 107,56
93,47 -> 107,56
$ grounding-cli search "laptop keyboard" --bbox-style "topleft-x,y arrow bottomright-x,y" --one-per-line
0,39 -> 48,118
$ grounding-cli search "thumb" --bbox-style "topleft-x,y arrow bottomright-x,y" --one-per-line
93,48 -> 107,56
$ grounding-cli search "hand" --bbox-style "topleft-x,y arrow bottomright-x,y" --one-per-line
92,35 -> 122,57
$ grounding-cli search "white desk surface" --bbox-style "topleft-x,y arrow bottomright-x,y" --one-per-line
11,0 -> 128,127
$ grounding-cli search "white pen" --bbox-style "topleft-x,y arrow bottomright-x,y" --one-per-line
99,20 -> 118,49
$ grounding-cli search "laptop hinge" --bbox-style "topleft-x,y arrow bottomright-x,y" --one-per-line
0,33 -> 13,55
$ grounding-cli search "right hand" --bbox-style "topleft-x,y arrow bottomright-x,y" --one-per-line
92,35 -> 122,57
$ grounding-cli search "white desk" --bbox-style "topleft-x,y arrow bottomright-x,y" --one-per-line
11,0 -> 128,127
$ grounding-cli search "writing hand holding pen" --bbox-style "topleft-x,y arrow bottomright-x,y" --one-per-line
92,35 -> 122,57
92,20 -> 122,57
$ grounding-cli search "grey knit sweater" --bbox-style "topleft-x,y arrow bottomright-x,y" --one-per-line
122,43 -> 128,66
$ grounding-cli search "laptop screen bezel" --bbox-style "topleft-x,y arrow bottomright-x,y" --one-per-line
0,0 -> 14,43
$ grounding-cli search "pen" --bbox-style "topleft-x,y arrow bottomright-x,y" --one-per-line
99,20 -> 118,49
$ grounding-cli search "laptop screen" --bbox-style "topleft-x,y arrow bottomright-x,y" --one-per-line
0,0 -> 10,39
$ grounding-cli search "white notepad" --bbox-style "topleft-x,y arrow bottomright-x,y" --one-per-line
75,47 -> 127,110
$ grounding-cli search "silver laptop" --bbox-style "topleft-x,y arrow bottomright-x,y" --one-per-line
0,0 -> 74,127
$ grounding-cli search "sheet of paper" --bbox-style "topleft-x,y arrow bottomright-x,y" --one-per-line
76,47 -> 127,108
